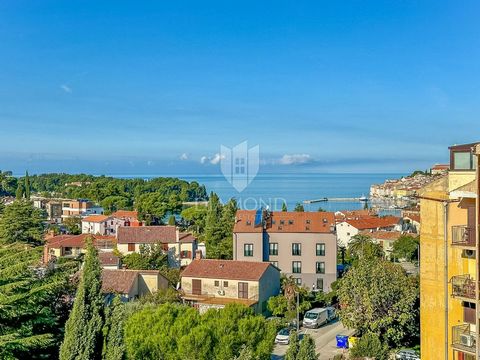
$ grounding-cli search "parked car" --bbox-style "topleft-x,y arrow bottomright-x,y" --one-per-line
395,349 -> 420,360
275,328 -> 291,345
303,307 -> 336,329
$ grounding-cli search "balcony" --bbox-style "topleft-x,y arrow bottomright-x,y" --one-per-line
452,324 -> 477,354
452,226 -> 476,247
451,274 -> 476,300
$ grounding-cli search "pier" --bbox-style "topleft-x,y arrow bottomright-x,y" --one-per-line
303,196 -> 369,204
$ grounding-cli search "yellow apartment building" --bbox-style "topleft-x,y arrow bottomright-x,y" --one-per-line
420,142 -> 479,360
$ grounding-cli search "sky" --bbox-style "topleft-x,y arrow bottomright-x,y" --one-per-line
0,0 -> 479,175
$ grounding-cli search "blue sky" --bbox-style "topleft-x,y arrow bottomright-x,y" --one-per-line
0,0 -> 479,175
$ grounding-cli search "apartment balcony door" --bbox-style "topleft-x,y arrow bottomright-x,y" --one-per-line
238,282 -> 248,299
467,206 -> 476,244
192,279 -> 202,295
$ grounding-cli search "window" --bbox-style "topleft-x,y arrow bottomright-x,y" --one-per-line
270,261 -> 279,267
306,219 -> 311,224
292,243 -> 301,256
244,243 -> 253,257
453,151 -> 473,170
316,243 -> 325,256
288,220 -> 294,225
292,261 -> 302,273
316,278 -> 324,291
346,232 -> 350,236
238,282 -> 248,299
246,220 -> 251,225
223,281 -> 229,287
128,243 -> 135,251
235,157 -> 246,174
316,262 -> 325,274
214,280 -> 220,287
280,220 -> 285,225
269,243 -> 278,256
295,278 -> 302,286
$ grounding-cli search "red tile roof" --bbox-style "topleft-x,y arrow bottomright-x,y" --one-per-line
178,233 -> 197,243
404,214 -> 420,223
98,252 -> 120,266
101,269 -> 162,294
233,210 -> 335,233
343,216 -> 400,230
82,215 -> 111,223
117,226 -> 177,244
181,259 -> 275,281
46,234 -> 116,249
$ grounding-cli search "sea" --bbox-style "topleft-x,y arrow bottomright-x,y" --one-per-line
119,173 -> 405,213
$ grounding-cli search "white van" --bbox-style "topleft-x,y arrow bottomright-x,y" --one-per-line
303,307 -> 337,329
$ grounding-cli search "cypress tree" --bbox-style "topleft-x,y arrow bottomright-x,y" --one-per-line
204,192 -> 224,258
167,215 -> 176,226
15,182 -> 24,199
60,238 -> 104,360
24,171 -> 31,200
282,202 -> 288,212
102,296 -> 126,360
297,334 -> 318,359
285,331 -> 299,360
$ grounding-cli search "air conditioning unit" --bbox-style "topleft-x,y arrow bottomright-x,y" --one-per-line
460,334 -> 475,347
217,290 -> 225,296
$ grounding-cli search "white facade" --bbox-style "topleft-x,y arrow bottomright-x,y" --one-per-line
336,221 -> 360,248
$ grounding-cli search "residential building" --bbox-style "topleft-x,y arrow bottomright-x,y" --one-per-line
116,226 -> 197,267
81,215 -> 114,235
180,255 -> 280,314
111,210 -> 143,227
61,199 -> 103,219
98,252 -> 121,269
431,163 -> 450,175
336,216 -> 401,248
420,142 -> 479,360
233,210 -> 336,291
102,269 -> 169,302
43,233 -> 116,264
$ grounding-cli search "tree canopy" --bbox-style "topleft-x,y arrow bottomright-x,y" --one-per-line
0,200 -> 45,245
337,257 -> 419,347
0,243 -> 79,359
391,235 -> 419,262
123,303 -> 276,360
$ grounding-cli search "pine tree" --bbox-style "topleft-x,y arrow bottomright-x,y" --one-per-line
24,171 -> 31,200
297,334 -> 318,359
0,200 -> 45,244
60,239 -> 104,360
282,202 -> 288,212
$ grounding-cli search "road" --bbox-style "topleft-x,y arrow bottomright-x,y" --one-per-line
271,320 -> 354,360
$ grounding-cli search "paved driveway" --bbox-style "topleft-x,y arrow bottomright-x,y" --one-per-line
271,320 -> 354,360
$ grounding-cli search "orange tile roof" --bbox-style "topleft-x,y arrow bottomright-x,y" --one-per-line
181,259 -> 275,281
343,216 -> 400,230
178,232 -> 197,243
404,214 -> 420,223
233,210 -> 335,233
98,252 -> 120,266
111,210 -> 139,220
82,215 -> 111,223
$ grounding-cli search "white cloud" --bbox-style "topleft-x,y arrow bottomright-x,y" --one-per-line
60,84 -> 72,93
279,154 -> 312,165
179,153 -> 189,160
209,153 -> 225,165
200,153 -> 225,165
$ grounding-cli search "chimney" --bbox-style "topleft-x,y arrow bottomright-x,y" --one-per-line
195,249 -> 203,260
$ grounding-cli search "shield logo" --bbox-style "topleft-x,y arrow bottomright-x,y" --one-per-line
220,141 -> 259,192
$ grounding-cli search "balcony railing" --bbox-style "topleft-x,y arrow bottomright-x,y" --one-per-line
452,226 -> 476,247
452,324 -> 477,354
451,274 -> 476,300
